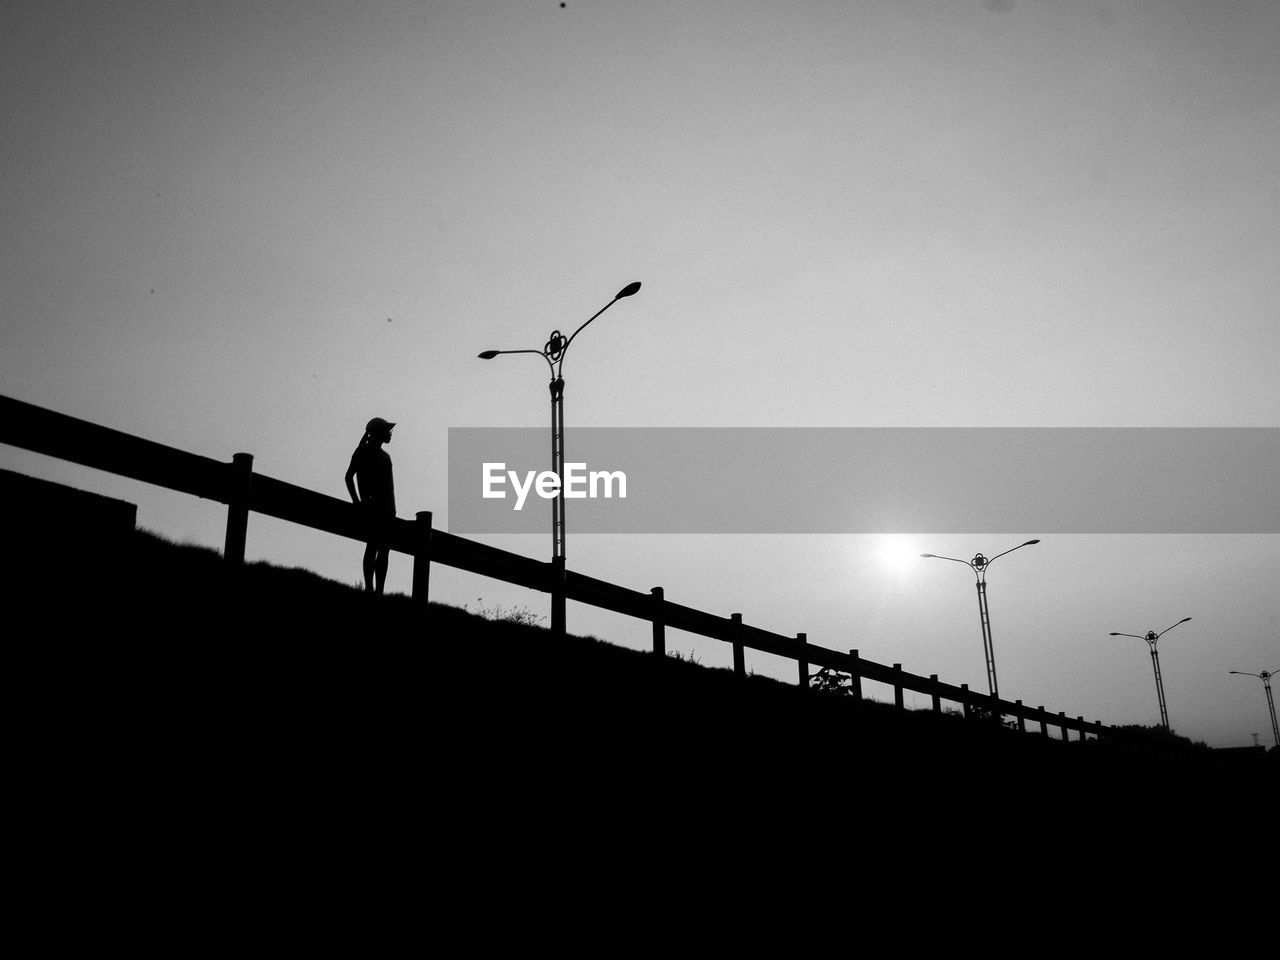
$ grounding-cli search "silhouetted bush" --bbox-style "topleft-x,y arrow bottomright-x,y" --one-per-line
810,665 -> 854,695
1112,723 -> 1210,751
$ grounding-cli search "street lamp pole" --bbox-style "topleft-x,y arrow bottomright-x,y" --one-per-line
920,539 -> 1040,699
1109,617 -> 1191,731
1228,668 -> 1279,747
479,281 -> 641,637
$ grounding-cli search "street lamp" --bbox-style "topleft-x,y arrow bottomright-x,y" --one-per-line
1109,617 -> 1191,731
478,281 -> 641,637
920,539 -> 1040,698
1228,668 -> 1279,748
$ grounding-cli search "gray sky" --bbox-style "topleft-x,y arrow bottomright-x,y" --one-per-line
3,1 -> 1278,747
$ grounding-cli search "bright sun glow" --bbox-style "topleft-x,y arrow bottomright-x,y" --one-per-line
877,535 -> 919,574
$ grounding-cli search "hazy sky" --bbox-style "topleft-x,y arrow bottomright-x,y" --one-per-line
3,1 -> 1277,747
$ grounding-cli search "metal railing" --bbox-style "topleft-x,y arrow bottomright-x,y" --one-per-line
1,393 -> 1177,751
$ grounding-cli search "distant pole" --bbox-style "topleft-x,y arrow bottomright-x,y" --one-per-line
550,375 -> 566,635
797,632 -> 809,690
1109,618 -> 1191,731
920,540 -> 1040,698
478,282 -> 642,638
1228,669 -> 1279,747
1150,645 -> 1167,728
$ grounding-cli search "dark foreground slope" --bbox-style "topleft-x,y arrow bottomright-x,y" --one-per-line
17,530 -> 1275,899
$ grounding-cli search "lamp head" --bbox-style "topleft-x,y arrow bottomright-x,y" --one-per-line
615,281 -> 642,299
478,350 -> 499,360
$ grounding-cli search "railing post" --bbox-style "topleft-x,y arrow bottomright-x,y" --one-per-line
961,683 -> 971,720
223,452 -> 253,568
849,649 -> 863,706
893,663 -> 904,710
1038,706 -> 1048,737
1077,716 -> 1086,742
930,675 -> 941,713
731,613 -> 745,677
650,587 -> 665,657
1059,711 -> 1069,741
412,511 -> 432,614
797,632 -> 809,690
1016,700 -> 1026,734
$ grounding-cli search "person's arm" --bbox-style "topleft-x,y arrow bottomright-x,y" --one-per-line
345,452 -> 360,504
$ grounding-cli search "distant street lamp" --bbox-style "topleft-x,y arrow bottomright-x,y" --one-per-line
478,281 -> 641,637
920,539 -> 1040,698
1109,617 -> 1191,731
1228,668 -> 1279,747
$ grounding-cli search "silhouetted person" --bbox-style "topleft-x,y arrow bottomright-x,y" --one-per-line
345,417 -> 396,593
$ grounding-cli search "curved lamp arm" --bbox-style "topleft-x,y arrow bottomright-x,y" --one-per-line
919,553 -> 973,566
1156,617 -> 1192,639
478,348 -> 556,373
985,539 -> 1041,568
563,281 -> 642,354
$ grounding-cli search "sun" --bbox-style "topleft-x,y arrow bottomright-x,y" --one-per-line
877,535 -> 919,574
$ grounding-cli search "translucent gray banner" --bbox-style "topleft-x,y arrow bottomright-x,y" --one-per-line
447,428 -> 1280,534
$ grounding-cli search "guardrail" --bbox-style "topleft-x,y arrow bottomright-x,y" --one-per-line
0,393 -> 1166,750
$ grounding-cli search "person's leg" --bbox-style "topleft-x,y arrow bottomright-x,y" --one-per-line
363,541 -> 377,592
375,545 -> 389,594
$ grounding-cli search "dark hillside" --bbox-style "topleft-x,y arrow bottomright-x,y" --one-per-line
17,530 -> 1275,889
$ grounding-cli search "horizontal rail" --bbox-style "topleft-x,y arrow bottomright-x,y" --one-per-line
250,474 -> 371,543
433,529 -> 546,592
0,394 -> 229,502
564,569 -> 652,620
254,472 -> 550,591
